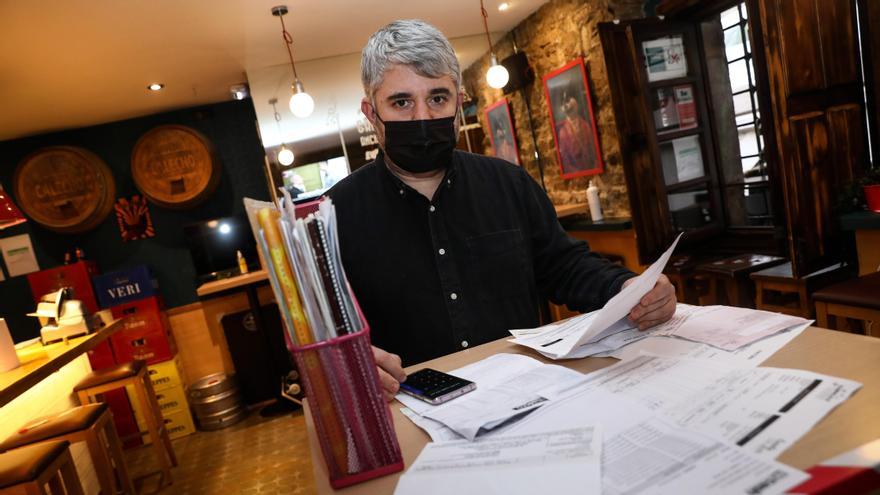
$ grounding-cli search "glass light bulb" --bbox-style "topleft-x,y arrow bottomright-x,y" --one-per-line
289,91 -> 315,118
487,63 -> 509,89
278,146 -> 295,166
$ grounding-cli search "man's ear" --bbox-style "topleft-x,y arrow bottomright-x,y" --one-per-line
361,97 -> 376,126
456,89 -> 464,108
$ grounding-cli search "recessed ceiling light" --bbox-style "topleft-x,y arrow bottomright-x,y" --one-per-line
498,2 -> 510,11
147,83 -> 164,91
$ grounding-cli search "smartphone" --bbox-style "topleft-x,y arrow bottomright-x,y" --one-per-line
399,368 -> 476,405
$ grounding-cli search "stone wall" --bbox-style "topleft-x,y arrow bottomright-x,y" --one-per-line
462,0 -> 645,217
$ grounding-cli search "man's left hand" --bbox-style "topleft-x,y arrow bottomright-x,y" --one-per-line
622,274 -> 677,331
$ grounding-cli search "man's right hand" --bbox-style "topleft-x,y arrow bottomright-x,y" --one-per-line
372,346 -> 406,402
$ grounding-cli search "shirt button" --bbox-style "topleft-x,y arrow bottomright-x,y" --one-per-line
450,292 -> 458,301
447,179 -> 452,185
399,189 -> 404,195
429,205 -> 436,213
461,340 -> 469,348
438,248 -> 446,255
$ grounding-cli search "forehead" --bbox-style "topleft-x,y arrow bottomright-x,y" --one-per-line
373,63 -> 456,99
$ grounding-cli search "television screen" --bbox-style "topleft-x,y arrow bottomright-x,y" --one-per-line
184,215 -> 259,282
281,156 -> 349,203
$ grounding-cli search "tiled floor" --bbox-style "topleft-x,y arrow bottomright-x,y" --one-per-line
125,407 -> 317,494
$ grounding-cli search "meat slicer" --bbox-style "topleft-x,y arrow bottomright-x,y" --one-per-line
27,288 -> 94,344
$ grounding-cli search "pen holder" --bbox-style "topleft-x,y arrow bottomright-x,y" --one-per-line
290,327 -> 404,489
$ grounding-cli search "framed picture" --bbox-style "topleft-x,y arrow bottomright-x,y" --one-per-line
485,98 -> 520,166
543,57 -> 604,179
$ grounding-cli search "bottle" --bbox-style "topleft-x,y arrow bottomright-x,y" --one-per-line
237,250 -> 249,275
63,252 -> 72,265
74,247 -> 85,261
587,180 -> 604,222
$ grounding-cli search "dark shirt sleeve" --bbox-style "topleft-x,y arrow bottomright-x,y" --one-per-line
519,169 -> 636,312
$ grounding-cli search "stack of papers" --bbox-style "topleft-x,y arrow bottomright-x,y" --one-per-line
396,354 -> 588,441
394,426 -> 601,495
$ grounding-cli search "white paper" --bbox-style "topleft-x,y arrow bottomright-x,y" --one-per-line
393,425 -> 601,495
601,418 -> 807,495
506,389 -> 807,495
400,407 -> 463,442
510,234 -> 681,360
604,321 -> 810,366
0,234 -> 39,277
575,355 -> 861,459
671,135 -> 704,183
643,36 -> 688,82
420,363 -> 588,440
669,305 -> 811,350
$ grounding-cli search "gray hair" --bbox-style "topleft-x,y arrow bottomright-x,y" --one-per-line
361,19 -> 461,97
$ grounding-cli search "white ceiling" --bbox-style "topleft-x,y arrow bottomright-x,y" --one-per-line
0,0 -> 549,143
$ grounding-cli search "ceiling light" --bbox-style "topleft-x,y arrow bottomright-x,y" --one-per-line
269,98 -> 295,166
272,5 -> 314,119
147,83 -> 164,91
498,2 -> 510,11
480,0 -> 509,89
230,83 -> 249,100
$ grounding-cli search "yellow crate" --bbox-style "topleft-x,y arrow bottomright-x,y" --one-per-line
135,402 -> 196,443
145,355 -> 184,392
128,383 -> 189,425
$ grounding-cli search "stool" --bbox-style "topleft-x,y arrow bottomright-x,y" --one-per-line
664,254 -> 721,305
813,271 -> 880,336
0,403 -> 134,495
0,441 -> 83,495
750,262 -> 852,318
75,360 -> 177,486
695,254 -> 786,308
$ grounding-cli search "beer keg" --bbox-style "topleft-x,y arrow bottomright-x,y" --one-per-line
189,373 -> 246,430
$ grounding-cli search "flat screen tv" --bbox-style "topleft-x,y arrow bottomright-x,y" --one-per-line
184,215 -> 259,283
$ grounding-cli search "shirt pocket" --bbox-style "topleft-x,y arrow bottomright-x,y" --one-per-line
465,229 -> 530,301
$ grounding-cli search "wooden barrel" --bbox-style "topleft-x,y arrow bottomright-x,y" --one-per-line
130,125 -> 220,209
13,146 -> 116,233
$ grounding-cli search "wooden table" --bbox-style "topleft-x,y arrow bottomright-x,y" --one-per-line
0,319 -> 124,408
195,270 -> 269,297
305,327 -> 880,494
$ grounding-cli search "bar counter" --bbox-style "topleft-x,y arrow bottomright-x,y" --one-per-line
0,318 -> 124,408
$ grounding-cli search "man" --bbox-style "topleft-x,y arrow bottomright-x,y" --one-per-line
328,20 -> 676,400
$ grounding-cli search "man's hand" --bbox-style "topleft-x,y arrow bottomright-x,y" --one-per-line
373,346 -> 406,402
623,274 -> 677,331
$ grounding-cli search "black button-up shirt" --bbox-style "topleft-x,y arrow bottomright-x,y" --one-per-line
328,150 -> 634,366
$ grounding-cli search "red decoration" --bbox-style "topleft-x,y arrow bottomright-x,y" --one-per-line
115,195 -> 154,241
0,183 -> 27,230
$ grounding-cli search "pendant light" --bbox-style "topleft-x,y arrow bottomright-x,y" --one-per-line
270,98 -> 295,166
271,5 -> 314,118
481,0 -> 509,89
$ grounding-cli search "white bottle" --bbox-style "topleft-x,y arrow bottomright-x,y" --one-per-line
587,180 -> 604,222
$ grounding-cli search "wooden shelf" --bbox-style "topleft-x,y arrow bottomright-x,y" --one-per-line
554,203 -> 588,219
196,270 -> 269,297
0,319 -> 125,408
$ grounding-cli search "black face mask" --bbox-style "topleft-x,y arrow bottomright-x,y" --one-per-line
374,112 -> 457,173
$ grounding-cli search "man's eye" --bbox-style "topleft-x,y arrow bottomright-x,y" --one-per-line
392,100 -> 410,108
430,96 -> 448,105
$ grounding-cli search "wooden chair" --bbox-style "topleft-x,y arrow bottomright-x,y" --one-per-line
664,254 -> 721,305
74,360 -> 177,487
0,441 -> 83,495
695,254 -> 786,308
750,262 -> 852,318
812,271 -> 880,336
0,403 -> 134,495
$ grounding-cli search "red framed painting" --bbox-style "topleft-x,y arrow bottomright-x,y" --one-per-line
484,98 -> 521,166
543,57 -> 604,179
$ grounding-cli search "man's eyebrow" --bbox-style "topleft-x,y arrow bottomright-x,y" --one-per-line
386,92 -> 412,101
429,88 -> 452,96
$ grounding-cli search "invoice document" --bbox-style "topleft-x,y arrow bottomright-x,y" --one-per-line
397,354 -> 588,440
393,425 -> 601,495
509,233 -> 682,359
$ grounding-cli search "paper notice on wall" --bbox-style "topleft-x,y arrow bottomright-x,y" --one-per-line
0,234 -> 40,277
674,85 -> 697,129
643,36 -> 688,82
672,135 -> 704,182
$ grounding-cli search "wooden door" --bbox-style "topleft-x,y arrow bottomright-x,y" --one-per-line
756,0 -> 868,277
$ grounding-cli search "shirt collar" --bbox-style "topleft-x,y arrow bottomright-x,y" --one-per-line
374,148 -> 459,199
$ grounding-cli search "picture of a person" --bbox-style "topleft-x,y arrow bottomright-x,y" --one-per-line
556,89 -> 598,174
492,118 -> 519,165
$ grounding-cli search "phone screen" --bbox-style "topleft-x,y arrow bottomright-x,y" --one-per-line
399,368 -> 475,404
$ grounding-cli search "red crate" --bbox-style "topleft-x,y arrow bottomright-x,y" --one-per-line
104,388 -> 142,450
110,296 -> 175,365
27,261 -> 100,313
86,341 -> 116,371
